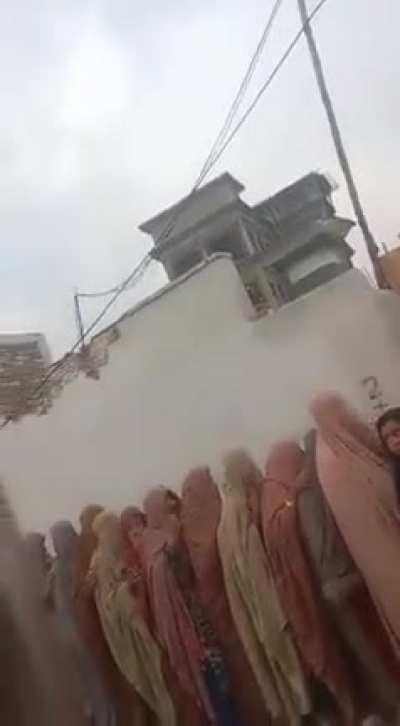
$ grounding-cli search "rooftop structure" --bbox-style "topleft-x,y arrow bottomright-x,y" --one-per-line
140,171 -> 354,314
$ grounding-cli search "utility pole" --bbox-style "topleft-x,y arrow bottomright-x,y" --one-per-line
73,290 -> 85,349
297,0 -> 386,288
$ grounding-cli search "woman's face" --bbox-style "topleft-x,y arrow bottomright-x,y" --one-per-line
144,490 -> 167,528
127,515 -> 146,546
380,419 -> 400,457
245,479 -> 261,525
165,491 -> 180,516
102,521 -> 122,554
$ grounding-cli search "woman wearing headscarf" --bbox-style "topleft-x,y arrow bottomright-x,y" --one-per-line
311,392 -> 400,660
180,467 -> 268,726
263,440 -> 358,725
217,449 -> 311,725
141,486 -> 241,726
377,407 -> 400,503
73,505 -> 137,726
120,507 -> 151,629
121,502 -> 195,725
50,519 -> 115,726
297,430 -> 356,602
0,484 -> 86,726
298,430 -> 400,722
90,510 -> 175,726
376,407 -> 400,458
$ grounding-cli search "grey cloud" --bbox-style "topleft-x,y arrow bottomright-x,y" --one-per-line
0,0 -> 399,356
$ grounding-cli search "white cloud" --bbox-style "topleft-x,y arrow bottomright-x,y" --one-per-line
61,25 -> 129,130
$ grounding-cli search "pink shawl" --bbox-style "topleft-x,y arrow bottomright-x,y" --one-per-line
263,441 -> 358,724
141,487 -> 213,723
180,468 -> 221,589
181,467 -> 268,725
311,392 -> 400,656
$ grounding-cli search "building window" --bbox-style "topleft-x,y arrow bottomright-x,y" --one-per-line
245,281 -> 267,312
286,247 -> 342,285
264,268 -> 286,303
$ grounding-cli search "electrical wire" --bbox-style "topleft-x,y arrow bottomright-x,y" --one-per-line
1,0 -> 329,429
197,0 -> 285,186
0,254 -> 153,428
77,285 -> 124,300
77,0 -> 284,302
205,0 -> 329,173
76,256 -> 151,299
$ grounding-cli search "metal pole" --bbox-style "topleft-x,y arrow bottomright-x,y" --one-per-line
297,0 -> 386,287
73,291 -> 85,349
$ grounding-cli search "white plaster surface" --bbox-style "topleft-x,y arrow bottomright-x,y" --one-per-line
1,257 -> 400,531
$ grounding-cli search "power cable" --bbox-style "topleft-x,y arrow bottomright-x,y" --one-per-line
0,254 -> 152,428
77,0 -> 284,302
205,0 -> 330,173
76,256 -> 152,300
1,0 -> 328,429
197,0 -> 285,186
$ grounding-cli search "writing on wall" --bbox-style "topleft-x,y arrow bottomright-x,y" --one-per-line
361,376 -> 389,415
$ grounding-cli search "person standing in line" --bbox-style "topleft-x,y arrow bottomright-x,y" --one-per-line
217,449 -> 312,725
376,407 -> 400,502
50,519 -> 116,726
74,504 -> 138,726
263,440 -> 360,725
90,510 -> 176,726
298,429 -> 400,724
0,484 -> 86,726
120,506 -> 151,629
311,393 -> 400,664
141,486 -> 241,726
180,467 -> 268,726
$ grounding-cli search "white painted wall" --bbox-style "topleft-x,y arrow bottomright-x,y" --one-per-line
2,256 -> 400,532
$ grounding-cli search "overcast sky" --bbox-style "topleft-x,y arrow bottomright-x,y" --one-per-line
1,0 -> 399,357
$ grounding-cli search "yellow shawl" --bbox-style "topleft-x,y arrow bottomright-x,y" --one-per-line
91,512 -> 175,726
217,450 -> 311,725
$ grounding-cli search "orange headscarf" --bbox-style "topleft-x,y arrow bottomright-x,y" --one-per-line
311,392 -> 400,657
120,506 -> 146,570
181,467 -> 267,726
181,468 -> 221,587
141,487 -> 213,723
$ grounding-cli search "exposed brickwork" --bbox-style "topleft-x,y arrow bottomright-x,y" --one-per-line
0,337 -> 49,421
48,326 -> 120,400
0,326 -> 120,423
22,327 -> 120,421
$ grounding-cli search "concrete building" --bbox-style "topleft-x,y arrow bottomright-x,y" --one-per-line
0,257 -> 399,531
0,333 -> 51,423
140,171 -> 354,314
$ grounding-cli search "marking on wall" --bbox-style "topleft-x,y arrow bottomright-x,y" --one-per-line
361,376 -> 389,413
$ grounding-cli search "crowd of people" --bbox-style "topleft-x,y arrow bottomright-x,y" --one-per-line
3,392 -> 400,725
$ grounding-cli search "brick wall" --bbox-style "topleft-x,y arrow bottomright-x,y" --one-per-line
0,336 -> 50,420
